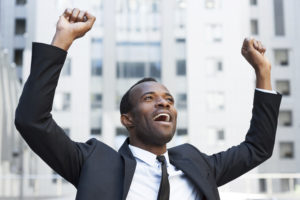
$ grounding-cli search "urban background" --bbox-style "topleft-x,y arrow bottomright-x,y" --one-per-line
0,0 -> 299,199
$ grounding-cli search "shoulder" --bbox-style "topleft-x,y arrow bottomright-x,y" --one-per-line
75,138 -> 119,161
169,143 -> 209,162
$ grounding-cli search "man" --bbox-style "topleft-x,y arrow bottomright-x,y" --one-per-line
15,8 -> 281,200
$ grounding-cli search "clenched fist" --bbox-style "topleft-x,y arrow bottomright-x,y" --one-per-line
241,38 -> 272,90
51,8 -> 96,51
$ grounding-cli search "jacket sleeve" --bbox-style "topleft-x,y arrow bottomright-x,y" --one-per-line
15,43 -> 96,187
205,90 -> 282,186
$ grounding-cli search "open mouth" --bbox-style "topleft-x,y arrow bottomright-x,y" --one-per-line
153,113 -> 171,122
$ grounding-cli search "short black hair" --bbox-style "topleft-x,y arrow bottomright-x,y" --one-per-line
120,77 -> 157,114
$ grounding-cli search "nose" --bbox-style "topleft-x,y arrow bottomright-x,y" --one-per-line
155,97 -> 170,109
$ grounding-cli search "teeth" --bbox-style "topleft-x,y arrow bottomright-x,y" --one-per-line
153,113 -> 170,122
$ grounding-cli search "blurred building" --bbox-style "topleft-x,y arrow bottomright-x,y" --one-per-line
0,0 -> 299,199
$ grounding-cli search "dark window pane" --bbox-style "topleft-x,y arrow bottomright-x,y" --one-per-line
274,0 -> 285,36
276,80 -> 290,95
91,128 -> 101,135
150,62 -> 161,78
274,49 -> 289,66
116,128 -> 129,136
217,61 -> 223,71
280,142 -> 294,159
177,128 -> 188,136
117,62 -> 145,78
259,179 -> 266,193
91,59 -> 102,76
176,60 -> 186,76
217,129 -> 225,140
250,0 -> 257,5
278,110 -> 292,126
16,0 -> 26,5
15,19 -> 26,35
250,19 -> 259,35
177,93 -> 187,109
91,94 -> 102,109
14,49 -> 23,66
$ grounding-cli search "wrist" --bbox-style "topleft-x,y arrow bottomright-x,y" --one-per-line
51,31 -> 74,51
255,70 -> 272,90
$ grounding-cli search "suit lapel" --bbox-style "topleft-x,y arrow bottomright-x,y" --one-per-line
118,138 -> 136,200
169,149 -> 219,200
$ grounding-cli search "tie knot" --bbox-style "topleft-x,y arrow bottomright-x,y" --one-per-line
156,155 -> 166,164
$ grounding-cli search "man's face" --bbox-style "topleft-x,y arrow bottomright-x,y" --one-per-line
128,81 -> 177,147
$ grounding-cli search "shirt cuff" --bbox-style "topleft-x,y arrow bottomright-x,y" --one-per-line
255,88 -> 277,94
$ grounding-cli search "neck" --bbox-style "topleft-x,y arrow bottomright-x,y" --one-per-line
129,138 -> 167,155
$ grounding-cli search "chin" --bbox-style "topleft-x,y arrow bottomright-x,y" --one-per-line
154,131 -> 175,146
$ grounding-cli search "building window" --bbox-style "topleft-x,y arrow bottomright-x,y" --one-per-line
177,128 -> 188,136
53,92 -> 71,111
250,19 -> 259,35
278,110 -> 292,126
151,1 -> 160,13
91,128 -> 101,136
176,60 -> 186,76
150,62 -> 161,78
14,49 -> 23,66
274,49 -> 289,66
61,58 -> 71,76
16,0 -> 26,5
250,0 -> 257,5
216,129 -> 225,141
206,24 -> 222,42
273,0 -> 285,36
280,179 -> 290,192
117,62 -> 145,78
205,58 -> 223,75
207,127 -> 225,144
91,59 -> 102,76
176,93 -> 187,109
276,80 -> 290,95
15,19 -> 26,35
206,92 -> 225,111
259,179 -> 267,193
91,94 -> 102,109
279,142 -> 294,159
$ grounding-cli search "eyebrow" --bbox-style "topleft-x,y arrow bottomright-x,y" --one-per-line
141,91 -> 174,98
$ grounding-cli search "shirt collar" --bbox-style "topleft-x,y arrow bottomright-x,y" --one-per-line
128,144 -> 170,167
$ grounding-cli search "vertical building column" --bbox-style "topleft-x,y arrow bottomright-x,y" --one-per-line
161,0 -> 176,93
102,0 -> 116,146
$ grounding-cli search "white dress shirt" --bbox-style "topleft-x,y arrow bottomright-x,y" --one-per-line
127,145 -> 202,200
126,89 -> 276,200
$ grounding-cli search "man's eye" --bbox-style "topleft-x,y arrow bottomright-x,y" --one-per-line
144,96 -> 153,100
167,98 -> 174,103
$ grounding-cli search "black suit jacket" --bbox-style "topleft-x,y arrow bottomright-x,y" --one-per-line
15,43 -> 282,200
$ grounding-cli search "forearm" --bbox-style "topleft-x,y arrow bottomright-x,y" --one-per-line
51,31 -> 74,51
15,43 -> 67,125
255,69 -> 272,91
210,90 -> 281,186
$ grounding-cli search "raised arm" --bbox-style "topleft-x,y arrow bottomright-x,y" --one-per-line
205,38 -> 281,186
15,9 -> 96,187
241,37 -> 272,90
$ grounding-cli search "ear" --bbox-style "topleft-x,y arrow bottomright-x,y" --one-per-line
121,114 -> 135,129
